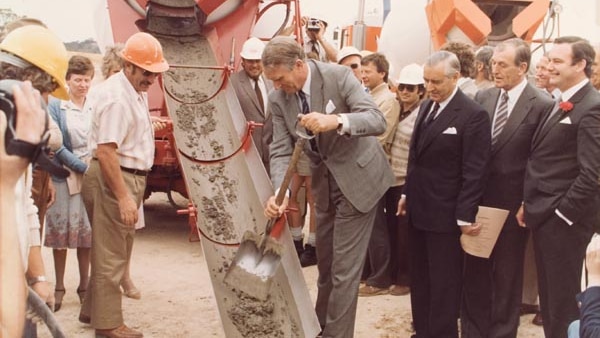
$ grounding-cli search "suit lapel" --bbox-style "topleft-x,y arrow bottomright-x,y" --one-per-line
411,100 -> 432,153
308,60 -> 325,152
240,71 -> 264,115
417,95 -> 459,154
481,88 -> 500,122
493,84 -> 534,154
533,83 -> 593,147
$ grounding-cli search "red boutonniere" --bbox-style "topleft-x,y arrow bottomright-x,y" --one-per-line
559,101 -> 574,113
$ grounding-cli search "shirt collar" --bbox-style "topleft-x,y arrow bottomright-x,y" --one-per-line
561,78 -> 589,102
436,86 -> 459,111
300,62 -> 312,97
504,77 -> 528,104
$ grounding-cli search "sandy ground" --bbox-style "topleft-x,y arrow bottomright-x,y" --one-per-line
37,192 -> 544,338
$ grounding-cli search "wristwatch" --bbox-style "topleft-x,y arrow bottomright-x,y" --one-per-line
27,275 -> 47,286
336,114 -> 344,135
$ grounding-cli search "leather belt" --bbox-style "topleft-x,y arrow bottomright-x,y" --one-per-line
91,158 -> 149,177
119,166 -> 149,177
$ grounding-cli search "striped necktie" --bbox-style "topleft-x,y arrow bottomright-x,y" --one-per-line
492,92 -> 509,145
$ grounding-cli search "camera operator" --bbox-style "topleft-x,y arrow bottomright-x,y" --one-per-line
281,16 -> 338,63
0,23 -> 69,337
0,81 -> 52,338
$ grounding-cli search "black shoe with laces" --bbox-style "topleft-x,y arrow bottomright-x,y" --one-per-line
300,243 -> 317,267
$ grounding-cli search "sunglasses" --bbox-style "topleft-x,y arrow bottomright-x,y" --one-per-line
134,64 -> 158,77
350,63 -> 359,69
398,84 -> 417,92
141,69 -> 158,77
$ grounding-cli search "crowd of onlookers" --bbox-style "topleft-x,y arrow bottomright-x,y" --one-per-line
3,10 -> 600,338
252,15 -> 600,338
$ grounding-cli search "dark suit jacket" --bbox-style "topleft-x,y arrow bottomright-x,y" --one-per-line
268,60 -> 394,213
475,84 -> 554,231
577,286 -> 600,337
524,82 -> 600,230
230,70 -> 273,172
404,89 -> 491,233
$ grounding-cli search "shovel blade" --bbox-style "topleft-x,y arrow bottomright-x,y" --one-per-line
223,228 -> 284,301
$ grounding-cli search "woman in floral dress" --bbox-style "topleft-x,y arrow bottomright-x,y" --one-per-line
45,55 -> 94,311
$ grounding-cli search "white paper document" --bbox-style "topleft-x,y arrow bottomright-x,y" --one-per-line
460,206 -> 510,259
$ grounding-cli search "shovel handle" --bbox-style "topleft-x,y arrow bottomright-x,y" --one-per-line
275,137 -> 307,206
263,138 -> 306,239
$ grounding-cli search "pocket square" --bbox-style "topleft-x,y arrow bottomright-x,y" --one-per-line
559,117 -> 572,124
325,99 -> 336,114
443,127 -> 457,134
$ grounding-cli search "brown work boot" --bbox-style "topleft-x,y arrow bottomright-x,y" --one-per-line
358,285 -> 389,297
78,313 -> 91,324
95,324 -> 143,338
389,284 -> 410,296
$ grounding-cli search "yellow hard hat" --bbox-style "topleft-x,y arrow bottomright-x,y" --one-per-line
0,25 -> 69,100
120,32 -> 169,73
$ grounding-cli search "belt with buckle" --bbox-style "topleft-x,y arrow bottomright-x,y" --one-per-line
120,166 -> 149,177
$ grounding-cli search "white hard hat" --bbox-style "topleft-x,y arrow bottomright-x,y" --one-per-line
337,46 -> 361,64
240,37 -> 265,60
397,63 -> 424,85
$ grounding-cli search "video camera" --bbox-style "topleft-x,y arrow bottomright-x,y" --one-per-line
307,18 -> 321,32
0,79 -> 69,178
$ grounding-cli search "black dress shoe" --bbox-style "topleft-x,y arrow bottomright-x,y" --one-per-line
300,244 -> 317,267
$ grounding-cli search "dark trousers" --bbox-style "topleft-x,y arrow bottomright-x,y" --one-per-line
365,198 -> 391,288
461,228 -> 528,338
409,224 -> 462,338
385,185 -> 409,286
532,214 -> 593,338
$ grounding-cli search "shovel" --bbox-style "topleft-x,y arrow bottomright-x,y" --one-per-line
224,134 -> 308,301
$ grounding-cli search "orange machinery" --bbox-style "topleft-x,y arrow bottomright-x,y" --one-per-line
341,0 -> 551,52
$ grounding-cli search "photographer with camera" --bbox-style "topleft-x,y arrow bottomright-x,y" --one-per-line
0,23 -> 70,337
282,16 -> 338,63
0,80 -> 49,338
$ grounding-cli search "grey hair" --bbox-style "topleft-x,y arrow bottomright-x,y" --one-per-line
495,38 -> 531,72
425,50 -> 460,77
261,36 -> 306,70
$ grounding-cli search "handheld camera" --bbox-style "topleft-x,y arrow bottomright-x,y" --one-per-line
0,79 -> 69,178
307,18 -> 321,32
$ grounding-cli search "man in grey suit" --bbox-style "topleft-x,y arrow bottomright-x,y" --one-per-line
230,37 -> 273,174
461,38 -> 554,337
517,36 -> 600,338
262,36 -> 394,338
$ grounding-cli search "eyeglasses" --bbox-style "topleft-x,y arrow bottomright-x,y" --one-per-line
350,63 -> 359,69
398,84 -> 417,92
